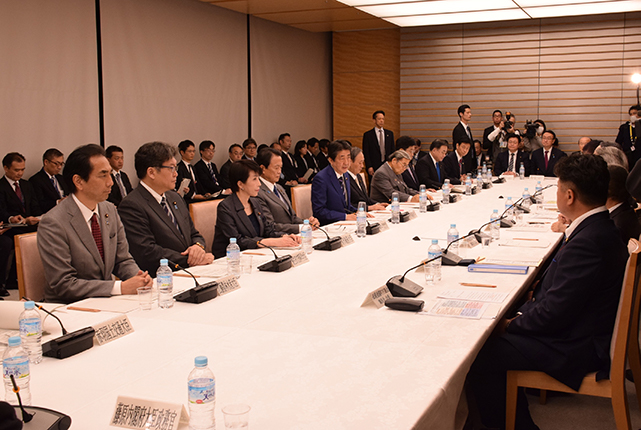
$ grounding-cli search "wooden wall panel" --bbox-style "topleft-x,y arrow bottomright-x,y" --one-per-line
333,29 -> 400,147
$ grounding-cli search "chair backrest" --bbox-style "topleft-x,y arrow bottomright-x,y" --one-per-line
14,232 -> 47,302
359,172 -> 368,193
609,239 -> 641,381
291,184 -> 313,220
189,199 -> 223,253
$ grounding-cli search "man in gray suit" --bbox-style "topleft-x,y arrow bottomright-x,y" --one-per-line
255,148 -> 319,234
38,144 -> 151,304
119,142 -> 214,275
370,150 -> 422,203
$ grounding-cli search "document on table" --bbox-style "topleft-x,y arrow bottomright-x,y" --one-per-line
421,299 -> 489,319
499,239 -> 550,248
478,258 -> 542,267
437,289 -> 509,303
510,224 -> 551,233
69,297 -> 141,313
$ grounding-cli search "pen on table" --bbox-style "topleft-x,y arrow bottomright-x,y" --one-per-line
174,273 -> 200,278
243,251 -> 268,256
67,306 -> 101,312
475,257 -> 485,263
514,238 -> 539,241
459,282 -> 497,288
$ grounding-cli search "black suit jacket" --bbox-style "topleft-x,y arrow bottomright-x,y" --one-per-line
0,176 -> 42,221
362,128 -> 394,174
280,151 -> 298,182
219,159 -> 233,190
348,173 -> 376,207
415,154 -> 443,189
107,170 -> 133,207
194,159 -> 223,195
305,153 -> 320,172
176,160 -> 198,201
493,150 -> 530,176
441,152 -> 465,184
401,164 -> 420,191
452,122 -> 476,171
505,211 -> 627,390
294,154 -> 310,179
29,168 -> 69,213
530,147 -> 567,177
610,202 -> 641,244
118,186 -> 205,274
316,152 -> 329,170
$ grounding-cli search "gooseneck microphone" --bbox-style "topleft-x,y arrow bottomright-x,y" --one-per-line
9,375 -> 34,423
256,242 -> 293,272
169,260 -> 219,303
529,183 -> 557,204
386,254 -> 442,297
365,218 -> 381,235
313,226 -> 342,251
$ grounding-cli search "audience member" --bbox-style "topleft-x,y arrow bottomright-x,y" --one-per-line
522,119 -> 546,153
395,135 -> 420,190
530,130 -> 567,177
493,134 -> 530,177
270,142 -> 281,151
362,110 -> 395,178
0,152 -> 41,229
242,138 -> 258,161
316,138 -> 330,170
594,144 -> 629,171
29,148 -> 69,213
176,140 -> 206,202
278,133 -> 304,185
119,142 -> 213,274
305,137 -> 321,172
293,140 -> 313,180
615,104 -> 641,168
607,165 -> 641,243
452,104 -> 476,169
371,150 -> 422,203
194,140 -> 228,197
473,139 -> 486,169
573,136 -> 592,155
483,109 -> 507,162
415,139 -> 449,189
106,145 -> 133,207
38,144 -> 151,303
582,139 -> 600,154
211,160 -> 300,258
347,147 -> 388,210
220,143 -> 244,189
442,138 -> 471,184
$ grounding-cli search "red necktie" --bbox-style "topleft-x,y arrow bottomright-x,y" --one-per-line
544,151 -> 549,170
91,213 -> 104,261
14,181 -> 25,207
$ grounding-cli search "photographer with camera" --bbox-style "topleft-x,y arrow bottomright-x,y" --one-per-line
522,119 -> 546,152
483,110 -> 518,163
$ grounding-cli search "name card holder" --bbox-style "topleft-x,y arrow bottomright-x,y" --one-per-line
217,274 -> 241,296
361,286 -> 393,309
290,250 -> 310,267
406,210 -> 418,221
340,233 -> 355,247
110,395 -> 189,430
94,315 -> 134,346
378,220 -> 390,232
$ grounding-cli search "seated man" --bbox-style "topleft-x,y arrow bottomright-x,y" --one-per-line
370,150 -> 422,203
194,140 -> 229,197
305,137 -> 321,173
347,146 -> 387,211
106,145 -> 133,207
119,142 -> 214,275
395,136 -> 420,191
0,152 -> 42,229
256,148 -> 319,234
442,138 -> 471,184
530,130 -> 567,177
607,165 -> 641,243
38,144 -> 151,304
220,143 -> 244,190
467,154 -> 628,430
242,138 -> 258,161
176,140 -> 205,203
415,139 -> 449,189
493,133 -> 530,177
29,148 -> 69,214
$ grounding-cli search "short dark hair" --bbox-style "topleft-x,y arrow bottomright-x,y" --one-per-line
242,138 -> 257,149
278,133 -> 290,143
228,143 -> 242,153
270,142 -> 281,149
454,136 -> 471,146
543,129 -> 557,145
396,135 -> 418,151
506,133 -> 522,144
630,105 -> 641,115
2,152 -> 25,168
134,142 -> 177,179
608,165 -> 631,204
199,140 -> 215,152
256,148 -> 281,170
457,104 -> 470,117
534,119 -> 546,131
328,140 -> 351,161
43,148 -> 63,162
554,154 -> 609,207
319,139 -> 330,150
373,110 -> 385,119
228,159 -> 261,193
63,144 -> 105,193
307,137 -> 319,148
105,145 -> 123,159
178,140 -> 195,153
294,140 -> 307,156
257,144 -> 268,153
582,139 -> 601,154
430,139 -> 448,151
492,109 -> 502,116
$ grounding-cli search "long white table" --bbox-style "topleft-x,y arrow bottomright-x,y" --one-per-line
15,177 -> 562,429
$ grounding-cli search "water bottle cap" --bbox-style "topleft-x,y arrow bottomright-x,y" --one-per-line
24,301 -> 35,310
230,238 -> 237,244
358,207 -> 365,212
8,336 -> 21,347
493,209 -> 498,213
160,258 -> 168,266
450,224 -> 456,228
524,188 -> 529,191
431,239 -> 438,244
303,219 -> 309,224
195,356 -> 208,367
507,197 -> 512,200
393,197 -> 398,202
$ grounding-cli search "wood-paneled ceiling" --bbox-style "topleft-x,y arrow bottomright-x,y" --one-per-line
201,0 -> 397,32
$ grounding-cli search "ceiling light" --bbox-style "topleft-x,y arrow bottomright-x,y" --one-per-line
357,0 -> 517,17
523,0 -> 641,18
632,73 -> 641,85
384,9 -> 530,26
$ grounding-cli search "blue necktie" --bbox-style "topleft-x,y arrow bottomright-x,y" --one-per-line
436,162 -> 442,182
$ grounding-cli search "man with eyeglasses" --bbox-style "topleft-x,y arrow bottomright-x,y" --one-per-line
194,140 -> 230,197
29,148 -> 70,214
119,142 -> 213,275
530,130 -> 567,177
370,150 -> 422,203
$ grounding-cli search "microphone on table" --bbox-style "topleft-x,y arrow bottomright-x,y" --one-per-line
366,218 -> 381,235
529,183 -> 557,205
313,226 -> 342,251
168,260 -> 218,303
22,297 -> 96,359
441,215 -> 510,266
426,194 -> 440,211
386,254 -> 442,297
467,215 -> 508,244
256,242 -> 293,272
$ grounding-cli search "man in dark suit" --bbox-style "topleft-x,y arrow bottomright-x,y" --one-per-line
0,152 -> 41,228
607,165 -> 641,243
305,137 -> 321,173
119,142 -> 213,275
316,139 -> 331,170
467,154 -> 628,430
194,140 -> 229,197
255,148 -> 319,234
483,109 -> 507,162
493,134 -> 531,177
176,140 -> 205,203
347,147 -> 387,210
530,130 -> 567,177
415,139 -> 449,190
312,140 -> 366,226
37,144 -> 151,304
106,145 -> 133,207
362,110 -> 395,178
242,138 -> 257,161
370,150 -> 421,203
452,104 -> 476,171
220,143 -> 244,190
615,104 -> 641,168
395,135 -> 420,191
442,139 -> 472,184
29,148 -> 69,214
278,133 -> 307,185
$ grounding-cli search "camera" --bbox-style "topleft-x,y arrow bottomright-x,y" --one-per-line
524,120 -> 539,138
502,111 -> 514,131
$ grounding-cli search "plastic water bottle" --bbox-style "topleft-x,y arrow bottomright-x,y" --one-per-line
356,207 -> 367,238
419,184 -> 428,213
19,301 -> 42,364
391,192 -> 400,224
442,179 -> 450,204
426,239 -> 442,285
505,197 -> 514,222
519,163 -> 525,179
535,181 -> 543,206
465,177 -> 472,196
301,220 -> 314,253
188,356 -> 216,430
157,258 -> 174,309
3,336 -> 30,406
490,209 -> 501,240
476,173 -> 482,193
226,238 -> 241,278
522,188 -> 532,209
481,163 -> 487,176
447,224 -> 460,254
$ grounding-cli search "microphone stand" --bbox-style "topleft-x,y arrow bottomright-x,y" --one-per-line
313,227 -> 342,251
256,242 -> 293,272
168,260 -> 219,303
386,254 -> 442,297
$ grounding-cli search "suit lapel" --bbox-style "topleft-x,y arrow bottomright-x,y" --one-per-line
141,187 -> 186,245
169,196 -> 191,248
67,199 -> 106,275
261,182 -> 290,214
2,177 -> 24,213
98,202 -> 115,275
232,194 -> 257,236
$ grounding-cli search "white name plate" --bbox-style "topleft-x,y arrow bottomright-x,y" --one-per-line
406,210 -> 418,220
94,315 -> 134,346
361,285 -> 393,309
217,274 -> 241,296
110,395 -> 189,430
290,250 -> 310,267
340,232 -> 355,247
378,220 -> 390,232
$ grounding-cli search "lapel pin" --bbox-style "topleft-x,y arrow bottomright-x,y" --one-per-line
104,213 -> 109,226
173,201 -> 178,210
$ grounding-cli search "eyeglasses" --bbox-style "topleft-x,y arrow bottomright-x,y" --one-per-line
47,160 -> 65,168
158,165 -> 177,173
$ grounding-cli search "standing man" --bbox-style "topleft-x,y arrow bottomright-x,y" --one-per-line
493,134 -> 531,177
29,148 -> 69,213
615,104 -> 641,168
106,145 -> 133,207
362,110 -> 395,178
453,104 -> 476,171
242,138 -> 258,161
37,144 -> 151,304
530,130 -> 567,177
176,140 -> 205,203
220,144 -> 244,190
119,142 -> 213,275
483,109 -> 507,162
415,139 -> 449,190
194,140 -> 229,197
